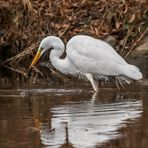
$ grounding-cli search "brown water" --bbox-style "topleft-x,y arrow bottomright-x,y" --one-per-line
0,81 -> 148,148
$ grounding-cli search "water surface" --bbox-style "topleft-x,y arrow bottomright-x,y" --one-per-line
0,82 -> 148,148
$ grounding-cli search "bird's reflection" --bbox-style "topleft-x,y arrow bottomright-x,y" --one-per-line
38,90 -> 143,148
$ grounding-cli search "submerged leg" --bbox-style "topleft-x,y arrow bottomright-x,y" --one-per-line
85,73 -> 98,92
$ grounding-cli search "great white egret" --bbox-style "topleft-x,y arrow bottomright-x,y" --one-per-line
29,35 -> 142,92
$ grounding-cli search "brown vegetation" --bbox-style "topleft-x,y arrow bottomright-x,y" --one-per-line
0,0 -> 148,82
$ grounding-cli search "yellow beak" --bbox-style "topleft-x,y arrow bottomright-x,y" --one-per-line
29,51 -> 41,70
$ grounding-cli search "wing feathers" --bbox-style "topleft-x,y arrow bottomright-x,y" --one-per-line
66,35 -> 142,79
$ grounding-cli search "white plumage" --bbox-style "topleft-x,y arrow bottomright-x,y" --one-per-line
29,35 -> 142,92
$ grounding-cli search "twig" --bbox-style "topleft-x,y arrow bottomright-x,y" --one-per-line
1,64 -> 28,78
32,66 -> 44,76
124,27 -> 148,58
2,42 -> 38,64
50,68 -> 69,82
120,26 -> 134,56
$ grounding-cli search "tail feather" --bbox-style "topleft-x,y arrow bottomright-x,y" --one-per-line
121,64 -> 142,80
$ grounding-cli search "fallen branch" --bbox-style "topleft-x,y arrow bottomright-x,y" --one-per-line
1,63 -> 28,78
2,42 -> 39,65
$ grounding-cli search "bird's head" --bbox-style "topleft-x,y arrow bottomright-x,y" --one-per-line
29,36 -> 64,70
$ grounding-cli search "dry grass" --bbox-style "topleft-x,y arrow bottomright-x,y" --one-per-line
0,0 -> 148,81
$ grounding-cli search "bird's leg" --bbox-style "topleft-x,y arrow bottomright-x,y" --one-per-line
85,73 -> 98,92
91,92 -> 98,102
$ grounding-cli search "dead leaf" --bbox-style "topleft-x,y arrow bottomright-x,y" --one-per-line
129,13 -> 136,23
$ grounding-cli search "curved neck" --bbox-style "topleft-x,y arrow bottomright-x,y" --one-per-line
50,49 -> 74,74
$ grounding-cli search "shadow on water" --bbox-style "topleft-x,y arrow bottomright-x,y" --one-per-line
0,82 -> 148,148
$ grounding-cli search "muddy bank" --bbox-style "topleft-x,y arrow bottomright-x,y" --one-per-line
127,36 -> 148,77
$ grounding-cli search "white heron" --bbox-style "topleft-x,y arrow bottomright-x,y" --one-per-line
29,35 -> 142,92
